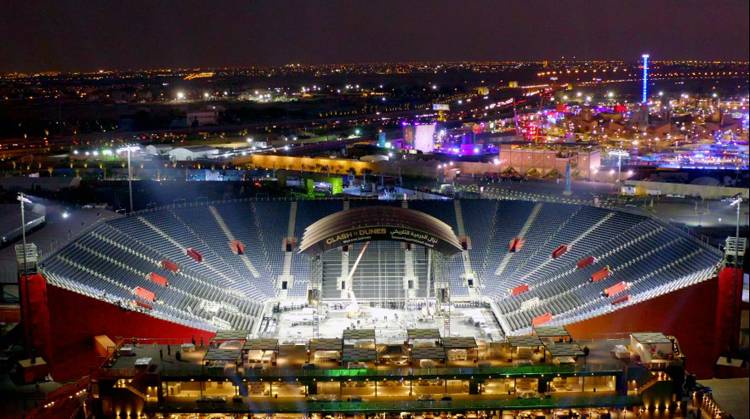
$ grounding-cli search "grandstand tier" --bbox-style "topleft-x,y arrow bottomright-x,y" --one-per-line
38,199 -> 722,337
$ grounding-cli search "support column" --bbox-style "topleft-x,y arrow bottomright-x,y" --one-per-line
339,248 -> 350,299
278,201 -> 298,296
403,245 -> 418,300
454,200 -> 479,295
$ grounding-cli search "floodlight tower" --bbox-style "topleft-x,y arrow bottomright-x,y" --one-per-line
117,145 -> 139,213
17,193 -> 31,277
641,54 -> 650,104
729,194 -> 743,269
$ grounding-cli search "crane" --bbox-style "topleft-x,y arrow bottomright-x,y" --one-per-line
344,242 -> 369,318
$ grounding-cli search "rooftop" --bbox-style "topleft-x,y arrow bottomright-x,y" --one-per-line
243,338 -> 279,352
631,332 -> 671,344
343,328 -> 376,341
407,328 -> 442,340
103,335 -> 636,381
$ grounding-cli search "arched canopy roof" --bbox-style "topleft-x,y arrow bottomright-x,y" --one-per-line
299,206 -> 462,256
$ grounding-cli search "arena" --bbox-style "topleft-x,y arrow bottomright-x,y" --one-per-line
10,195 -> 746,418
36,198 -> 723,343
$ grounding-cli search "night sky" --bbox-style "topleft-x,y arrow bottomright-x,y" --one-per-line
1,0 -> 748,72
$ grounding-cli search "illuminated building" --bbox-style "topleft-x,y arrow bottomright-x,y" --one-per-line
498,143 -> 601,178
414,123 -> 437,153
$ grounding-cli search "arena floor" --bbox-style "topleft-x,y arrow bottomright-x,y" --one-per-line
270,304 -> 504,344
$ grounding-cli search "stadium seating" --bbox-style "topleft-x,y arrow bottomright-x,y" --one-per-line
39,199 -> 722,335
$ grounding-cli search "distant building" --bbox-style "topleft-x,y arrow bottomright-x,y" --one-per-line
630,103 -> 649,129
402,124 -> 416,147
475,86 -> 490,95
402,123 -> 436,153
414,124 -> 436,153
186,109 -> 219,126
168,146 -> 219,161
144,144 -> 173,156
498,143 -> 601,178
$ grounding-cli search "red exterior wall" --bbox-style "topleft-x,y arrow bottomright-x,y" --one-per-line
44,283 -> 214,379
20,274 -> 52,361
567,276 -> 722,378
715,267 -> 743,354
46,284 -> 214,351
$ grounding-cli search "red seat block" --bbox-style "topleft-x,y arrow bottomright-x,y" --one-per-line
161,259 -> 179,273
532,312 -> 553,326
577,256 -> 595,269
552,244 -> 568,259
511,284 -> 529,296
229,240 -> 245,255
590,266 -> 611,283
186,248 -> 203,263
603,281 -> 629,298
134,286 -> 156,302
611,294 -> 630,305
509,237 -> 526,252
148,272 -> 168,287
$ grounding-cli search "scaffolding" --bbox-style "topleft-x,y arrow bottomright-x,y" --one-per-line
431,250 -> 452,337
308,255 -> 323,339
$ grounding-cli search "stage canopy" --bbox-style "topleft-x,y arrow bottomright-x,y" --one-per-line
299,206 -> 463,256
